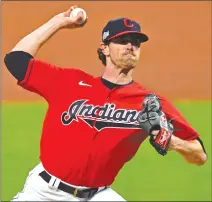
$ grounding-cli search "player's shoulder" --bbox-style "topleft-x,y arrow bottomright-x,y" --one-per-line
132,81 -> 157,95
133,81 -> 148,91
59,66 -> 95,80
133,81 -> 169,101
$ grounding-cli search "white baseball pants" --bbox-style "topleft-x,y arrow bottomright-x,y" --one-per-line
11,163 -> 126,201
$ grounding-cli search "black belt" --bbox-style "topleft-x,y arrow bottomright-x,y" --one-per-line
39,170 -> 103,199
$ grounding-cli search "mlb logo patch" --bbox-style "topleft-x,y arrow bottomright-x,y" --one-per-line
103,31 -> 109,41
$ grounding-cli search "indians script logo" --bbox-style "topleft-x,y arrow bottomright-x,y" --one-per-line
61,99 -> 141,131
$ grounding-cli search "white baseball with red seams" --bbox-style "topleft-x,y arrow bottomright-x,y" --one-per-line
70,8 -> 87,24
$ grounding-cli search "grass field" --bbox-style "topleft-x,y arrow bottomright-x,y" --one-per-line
1,101 -> 211,201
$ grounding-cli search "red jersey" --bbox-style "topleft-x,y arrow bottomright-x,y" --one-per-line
18,59 -> 199,187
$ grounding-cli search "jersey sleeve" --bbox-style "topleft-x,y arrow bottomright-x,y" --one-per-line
158,95 -> 199,140
18,58 -> 84,102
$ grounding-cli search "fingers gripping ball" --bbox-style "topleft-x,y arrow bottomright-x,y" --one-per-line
70,8 -> 87,24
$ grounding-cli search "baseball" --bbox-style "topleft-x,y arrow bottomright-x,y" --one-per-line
70,8 -> 87,24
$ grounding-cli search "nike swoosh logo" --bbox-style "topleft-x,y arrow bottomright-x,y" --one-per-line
78,81 -> 92,87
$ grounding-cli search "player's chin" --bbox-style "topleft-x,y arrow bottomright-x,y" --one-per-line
122,60 -> 137,70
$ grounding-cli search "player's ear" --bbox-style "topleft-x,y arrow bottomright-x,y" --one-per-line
100,43 -> 109,56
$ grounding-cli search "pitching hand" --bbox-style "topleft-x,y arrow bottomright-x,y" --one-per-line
49,5 -> 88,29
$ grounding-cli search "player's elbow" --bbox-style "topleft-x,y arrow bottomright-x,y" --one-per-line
186,151 -> 207,166
194,141 -> 208,166
196,152 -> 207,166
190,138 -> 207,166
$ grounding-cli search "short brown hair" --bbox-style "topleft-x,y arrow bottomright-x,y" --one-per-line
97,48 -> 106,66
97,41 -> 110,66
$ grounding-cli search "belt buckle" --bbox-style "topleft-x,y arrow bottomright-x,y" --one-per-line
73,188 -> 78,197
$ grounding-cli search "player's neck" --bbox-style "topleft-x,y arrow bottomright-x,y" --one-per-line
102,65 -> 133,85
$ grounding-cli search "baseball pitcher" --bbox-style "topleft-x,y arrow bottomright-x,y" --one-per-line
4,5 -> 207,201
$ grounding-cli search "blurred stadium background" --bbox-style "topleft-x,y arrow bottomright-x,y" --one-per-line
1,1 -> 211,201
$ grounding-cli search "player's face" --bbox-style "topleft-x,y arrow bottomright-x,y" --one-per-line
108,34 -> 141,70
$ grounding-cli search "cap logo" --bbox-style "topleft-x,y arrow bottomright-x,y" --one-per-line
103,31 -> 110,41
123,18 -> 134,28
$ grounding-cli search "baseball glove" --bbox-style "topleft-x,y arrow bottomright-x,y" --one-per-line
137,94 -> 173,156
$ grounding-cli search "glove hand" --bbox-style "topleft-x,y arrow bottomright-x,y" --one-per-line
137,94 -> 165,134
137,94 -> 173,156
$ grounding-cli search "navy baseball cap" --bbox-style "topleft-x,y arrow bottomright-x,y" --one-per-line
102,17 -> 149,43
